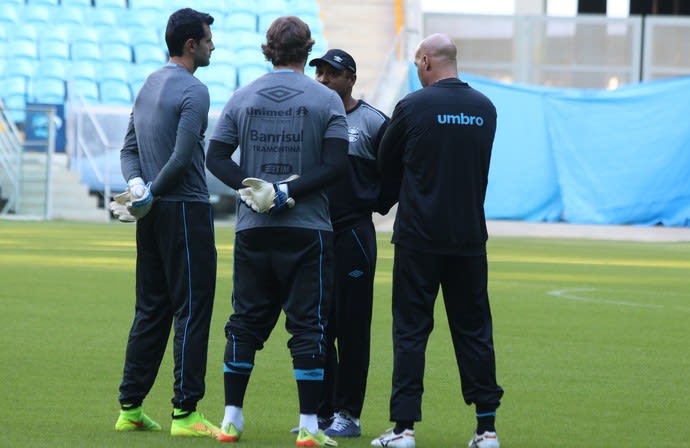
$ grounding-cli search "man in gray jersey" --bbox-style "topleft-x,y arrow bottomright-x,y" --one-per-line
114,8 -> 220,438
308,49 -> 390,438
206,16 -> 349,447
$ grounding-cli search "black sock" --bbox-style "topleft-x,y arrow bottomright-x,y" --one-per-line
394,421 -> 414,434
476,410 -> 496,433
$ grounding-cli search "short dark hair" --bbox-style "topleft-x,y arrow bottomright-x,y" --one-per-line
261,16 -> 314,66
165,8 -> 214,57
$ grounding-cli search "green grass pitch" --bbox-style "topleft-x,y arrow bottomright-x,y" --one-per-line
0,220 -> 688,447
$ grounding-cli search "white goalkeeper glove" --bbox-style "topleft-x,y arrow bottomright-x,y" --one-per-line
108,177 -> 154,222
109,190 -> 136,222
126,177 -> 153,219
238,175 -> 297,215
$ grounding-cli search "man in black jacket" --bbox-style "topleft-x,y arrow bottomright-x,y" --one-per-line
371,33 -> 504,448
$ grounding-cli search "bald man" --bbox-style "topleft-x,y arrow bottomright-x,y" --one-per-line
371,34 -> 504,448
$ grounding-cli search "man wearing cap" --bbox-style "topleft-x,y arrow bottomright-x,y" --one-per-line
308,49 -> 391,438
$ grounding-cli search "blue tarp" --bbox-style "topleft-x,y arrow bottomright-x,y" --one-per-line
408,66 -> 690,226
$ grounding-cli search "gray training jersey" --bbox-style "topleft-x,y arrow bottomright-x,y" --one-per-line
121,63 -> 210,202
212,70 -> 348,231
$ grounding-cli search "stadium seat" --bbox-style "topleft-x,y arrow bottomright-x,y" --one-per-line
195,63 -> 238,92
11,23 -> 39,43
0,4 -> 20,25
299,13 -> 325,34
4,59 -> 37,80
237,65 -> 269,87
89,8 -> 118,31
101,42 -> 133,63
53,7 -> 87,26
210,47 -> 236,66
10,40 -> 39,61
39,40 -> 70,62
234,48 -> 269,68
128,29 -> 160,47
258,12 -> 283,33
94,0 -> 127,9
225,30 -> 264,52
128,0 -> 162,10
3,76 -> 28,123
31,77 -> 66,104
289,0 -> 321,16
71,41 -> 102,63
40,27 -> 69,44
99,79 -> 132,106
133,43 -> 166,65
225,11 -> 258,32
36,59 -> 69,82
206,81 -> 232,110
69,60 -> 98,82
229,0 -> 258,15
21,5 -> 54,25
99,61 -> 130,83
257,0 -> 288,16
27,0 -> 60,6
68,79 -> 100,103
61,0 -> 94,8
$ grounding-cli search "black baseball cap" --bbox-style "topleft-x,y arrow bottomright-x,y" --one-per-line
309,49 -> 356,74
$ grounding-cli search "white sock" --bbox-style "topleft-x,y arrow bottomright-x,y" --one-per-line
299,413 -> 318,434
222,405 -> 244,432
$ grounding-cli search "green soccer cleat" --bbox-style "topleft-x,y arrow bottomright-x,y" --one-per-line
217,422 -> 242,443
296,427 -> 338,447
115,407 -> 162,431
170,409 -> 221,438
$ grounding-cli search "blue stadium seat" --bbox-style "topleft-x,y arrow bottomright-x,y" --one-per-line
257,0 -> 288,16
4,59 -> 37,80
39,40 -> 70,62
225,30 -> 264,52
237,65 -> 269,87
206,81 -> 231,111
210,47 -> 236,66
21,5 -> 54,25
69,60 -> 98,82
94,0 -> 127,9
234,48 -> 269,68
71,41 -> 102,62
0,4 -> 20,25
68,79 -> 100,103
227,0 -> 256,15
258,12 -> 283,33
99,79 -> 132,106
299,13 -> 324,33
289,0 -> 321,16
128,29 -> 160,47
196,63 -> 238,92
11,23 -> 39,43
10,40 -> 39,61
128,0 -> 162,10
31,77 -> 66,104
3,76 -> 28,123
36,59 -> 69,81
101,42 -> 132,63
99,61 -> 130,83
89,8 -> 118,31
133,43 -> 166,65
225,11 -> 257,32
53,7 -> 87,26
73,27 -> 100,45
61,0 -> 94,8
40,27 -> 69,44
27,0 -> 60,6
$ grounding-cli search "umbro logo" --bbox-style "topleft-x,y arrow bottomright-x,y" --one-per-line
257,85 -> 304,103
348,269 -> 364,278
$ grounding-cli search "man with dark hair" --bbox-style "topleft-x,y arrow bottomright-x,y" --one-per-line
206,15 -> 349,448
113,7 -> 220,438
371,33 -> 504,448
308,48 -> 390,439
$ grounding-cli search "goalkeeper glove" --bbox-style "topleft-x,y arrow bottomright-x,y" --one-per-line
126,180 -> 153,219
238,175 -> 297,215
109,190 -> 136,222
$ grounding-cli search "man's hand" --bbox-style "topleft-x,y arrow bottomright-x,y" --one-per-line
238,175 -> 297,214
109,191 -> 136,222
127,181 -> 153,219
